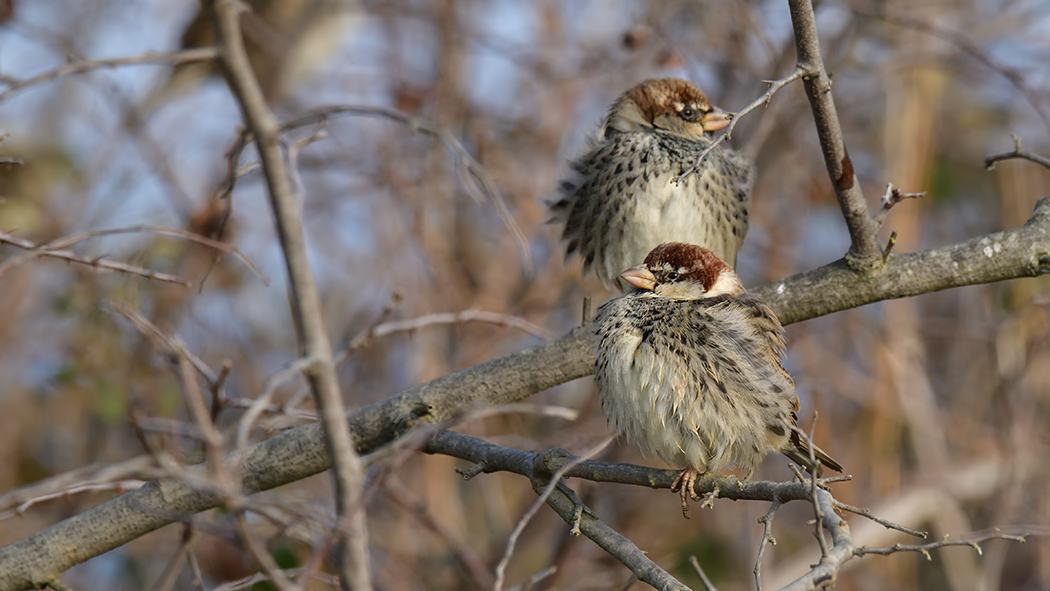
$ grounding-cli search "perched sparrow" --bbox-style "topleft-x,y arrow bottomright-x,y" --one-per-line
594,242 -> 842,515
549,78 -> 754,291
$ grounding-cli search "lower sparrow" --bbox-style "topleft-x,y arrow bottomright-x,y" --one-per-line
593,242 -> 842,515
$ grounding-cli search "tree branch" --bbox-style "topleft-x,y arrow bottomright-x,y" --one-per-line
0,48 -> 218,103
426,431 -> 865,591
676,66 -> 805,184
788,0 -> 882,268
0,225 -> 268,286
204,1 -> 371,589
753,197 -> 1050,325
210,104 -> 534,277
1,196 -> 1048,589
984,135 -> 1050,171
0,230 -> 190,285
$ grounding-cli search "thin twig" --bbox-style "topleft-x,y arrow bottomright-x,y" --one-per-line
875,182 -> 926,229
211,104 -> 534,275
233,355 -> 319,457
333,291 -> 405,367
173,342 -> 227,480
337,309 -> 551,367
493,435 -> 616,591
210,360 -> 234,421
149,524 -> 196,591
175,341 -> 297,591
853,7 -> 1050,135
753,501 -> 781,591
689,556 -> 720,591
676,66 -> 805,184
0,224 -> 268,285
0,455 -> 155,519
384,475 -> 495,590
803,413 -> 829,557
855,530 -> 1029,559
984,134 -> 1050,171
832,499 -> 927,538
0,231 -> 188,285
211,568 -> 339,591
233,513 -> 297,591
0,48 -> 218,103
284,127 -> 331,203
1,481 -> 147,521
106,300 -> 219,386
505,567 -> 557,591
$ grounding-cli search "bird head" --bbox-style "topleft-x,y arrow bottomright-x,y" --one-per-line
603,78 -> 731,140
620,242 -> 745,300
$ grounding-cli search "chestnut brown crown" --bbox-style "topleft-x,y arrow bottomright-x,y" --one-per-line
621,242 -> 745,300
604,78 -> 731,140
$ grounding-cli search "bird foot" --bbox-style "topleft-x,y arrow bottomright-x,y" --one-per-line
570,501 -> 584,536
671,468 -> 704,518
699,487 -> 719,509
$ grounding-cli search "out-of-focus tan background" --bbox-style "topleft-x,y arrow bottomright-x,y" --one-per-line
1,1 -> 1049,589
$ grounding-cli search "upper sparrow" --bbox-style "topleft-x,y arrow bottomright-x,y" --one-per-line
549,78 -> 754,291
594,242 -> 842,515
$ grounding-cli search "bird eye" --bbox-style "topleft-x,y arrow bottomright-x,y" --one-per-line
679,107 -> 702,122
667,272 -> 680,281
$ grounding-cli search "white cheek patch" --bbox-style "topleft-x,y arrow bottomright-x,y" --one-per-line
706,271 -> 744,297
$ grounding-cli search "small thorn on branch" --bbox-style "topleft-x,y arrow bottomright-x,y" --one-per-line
883,231 -> 898,260
455,462 -> 487,480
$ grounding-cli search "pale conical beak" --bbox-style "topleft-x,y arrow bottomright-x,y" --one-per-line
700,109 -> 731,132
620,265 -> 657,291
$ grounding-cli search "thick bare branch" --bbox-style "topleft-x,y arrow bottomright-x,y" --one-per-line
788,0 -> 882,267
754,197 -> 1050,325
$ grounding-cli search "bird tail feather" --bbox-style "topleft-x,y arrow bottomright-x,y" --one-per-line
784,430 -> 844,474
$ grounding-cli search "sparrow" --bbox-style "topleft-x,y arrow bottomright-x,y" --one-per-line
593,242 -> 842,515
549,78 -> 754,291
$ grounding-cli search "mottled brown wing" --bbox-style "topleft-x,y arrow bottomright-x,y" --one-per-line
733,295 -> 843,472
